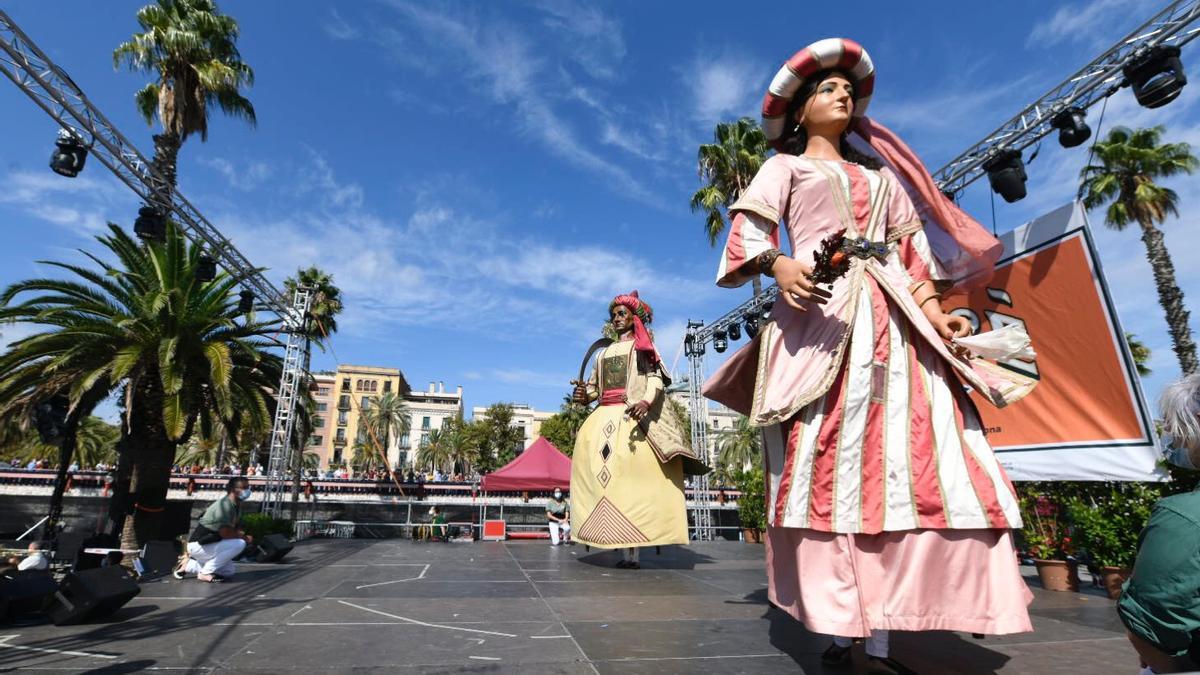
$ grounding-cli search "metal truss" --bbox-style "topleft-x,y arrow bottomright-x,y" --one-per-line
0,10 -> 309,522
262,288 -> 313,517
0,10 -> 288,315
934,0 -> 1200,195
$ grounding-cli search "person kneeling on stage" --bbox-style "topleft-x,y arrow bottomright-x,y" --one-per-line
1120,374 -> 1200,674
174,477 -> 254,582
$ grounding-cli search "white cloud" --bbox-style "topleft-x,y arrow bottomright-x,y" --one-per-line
324,8 -> 359,40
534,0 -> 626,81
375,1 -> 666,208
689,55 -> 762,123
199,157 -> 272,191
0,170 -> 133,236
1027,0 -> 1130,48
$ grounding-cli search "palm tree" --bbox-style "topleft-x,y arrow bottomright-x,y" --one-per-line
4,416 -> 119,469
0,223 -> 281,548
716,415 -> 762,475
359,392 -> 409,470
690,117 -> 770,295
284,267 -> 343,348
1080,126 -> 1198,375
1126,332 -> 1153,377
113,0 -> 255,192
416,428 -> 454,473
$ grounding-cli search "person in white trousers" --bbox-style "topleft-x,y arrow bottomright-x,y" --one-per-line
546,489 -> 571,545
175,477 -> 254,582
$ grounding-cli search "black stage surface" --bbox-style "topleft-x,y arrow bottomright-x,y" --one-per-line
0,539 -> 1133,674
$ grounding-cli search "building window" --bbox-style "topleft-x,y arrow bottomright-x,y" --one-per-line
361,396 -> 371,410
341,378 -> 350,392
317,387 -> 330,396
335,428 -> 346,442
422,416 -> 431,430
313,416 -> 324,428
400,433 -> 410,448
333,448 -> 343,464
384,381 -> 392,393
338,395 -> 350,410
309,435 -> 322,446
372,381 -> 379,392
421,431 -> 430,446
337,411 -> 348,426
316,402 -> 327,412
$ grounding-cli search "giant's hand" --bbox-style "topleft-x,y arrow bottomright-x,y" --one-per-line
772,256 -> 832,312
931,313 -> 972,341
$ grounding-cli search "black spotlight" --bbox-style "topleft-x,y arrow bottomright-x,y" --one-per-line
49,129 -> 88,177
196,255 -> 217,282
237,290 -> 254,314
743,311 -> 759,339
33,395 -> 70,445
727,322 -> 741,341
982,149 -> 1027,203
940,188 -> 957,202
133,206 -> 167,241
1124,44 -> 1186,109
713,329 -> 728,353
1050,107 -> 1091,148
683,334 -> 696,357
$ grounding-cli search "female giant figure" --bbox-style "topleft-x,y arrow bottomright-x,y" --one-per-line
703,39 -> 1038,673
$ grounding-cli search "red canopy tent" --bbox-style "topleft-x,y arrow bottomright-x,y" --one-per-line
481,437 -> 571,492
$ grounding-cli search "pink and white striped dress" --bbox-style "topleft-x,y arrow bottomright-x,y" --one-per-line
704,154 -> 1036,637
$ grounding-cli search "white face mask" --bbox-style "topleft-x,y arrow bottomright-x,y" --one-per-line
239,488 -> 252,500
553,491 -> 563,499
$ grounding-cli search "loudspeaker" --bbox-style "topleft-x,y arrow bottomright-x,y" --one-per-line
47,566 -> 140,625
137,541 -> 179,580
255,534 -> 292,563
0,571 -> 59,621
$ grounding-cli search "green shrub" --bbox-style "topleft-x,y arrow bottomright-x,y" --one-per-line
241,512 -> 292,541
1065,483 -> 1158,569
733,467 -> 766,531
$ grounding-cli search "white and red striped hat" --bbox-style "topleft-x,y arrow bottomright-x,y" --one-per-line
762,38 -> 875,151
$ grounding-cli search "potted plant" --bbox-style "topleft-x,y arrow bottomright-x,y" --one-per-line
734,467 -> 766,543
1019,491 -> 1078,591
1067,482 -> 1157,599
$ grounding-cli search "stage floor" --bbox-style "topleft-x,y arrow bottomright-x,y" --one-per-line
0,539 -> 1134,674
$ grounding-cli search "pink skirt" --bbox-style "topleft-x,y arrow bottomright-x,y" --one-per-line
766,525 -> 1034,637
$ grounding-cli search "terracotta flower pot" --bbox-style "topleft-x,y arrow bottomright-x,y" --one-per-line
1100,566 -> 1132,600
742,527 -> 763,544
1034,559 -> 1079,592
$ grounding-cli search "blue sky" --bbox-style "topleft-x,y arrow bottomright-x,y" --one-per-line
1,0 -> 1197,421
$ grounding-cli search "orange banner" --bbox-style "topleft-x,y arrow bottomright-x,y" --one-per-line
944,203 -> 1160,481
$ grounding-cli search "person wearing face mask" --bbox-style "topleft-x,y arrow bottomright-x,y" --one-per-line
1118,374 -> 1200,674
174,477 -> 254,582
546,489 -> 571,546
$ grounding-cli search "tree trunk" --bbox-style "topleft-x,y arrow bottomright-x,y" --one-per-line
151,132 -> 182,195
119,375 -> 174,552
1139,218 -> 1199,375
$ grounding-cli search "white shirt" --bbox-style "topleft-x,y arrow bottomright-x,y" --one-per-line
17,552 -> 48,571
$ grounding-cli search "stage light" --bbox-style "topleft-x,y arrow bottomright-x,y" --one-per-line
33,395 -> 70,445
238,290 -> 254,314
727,322 -> 741,341
982,149 -> 1027,203
940,188 -> 957,202
49,129 -> 87,177
713,329 -> 728,353
1051,108 -> 1091,148
1124,44 -> 1186,109
684,334 -> 696,357
743,310 -> 759,339
133,206 -> 166,241
196,255 -> 217,282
